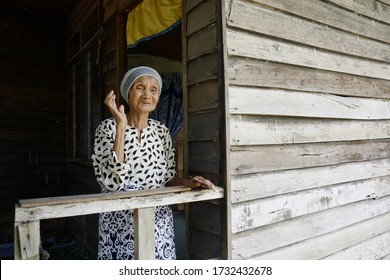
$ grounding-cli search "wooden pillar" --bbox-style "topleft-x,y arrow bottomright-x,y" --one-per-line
14,220 -> 40,260
134,207 -> 155,260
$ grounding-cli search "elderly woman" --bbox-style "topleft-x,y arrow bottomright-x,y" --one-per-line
91,66 -> 215,260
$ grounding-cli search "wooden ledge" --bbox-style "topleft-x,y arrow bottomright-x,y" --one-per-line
15,186 -> 224,222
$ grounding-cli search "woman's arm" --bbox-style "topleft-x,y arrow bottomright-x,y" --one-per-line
104,90 -> 127,163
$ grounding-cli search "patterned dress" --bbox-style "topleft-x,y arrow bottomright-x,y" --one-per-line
91,117 -> 177,260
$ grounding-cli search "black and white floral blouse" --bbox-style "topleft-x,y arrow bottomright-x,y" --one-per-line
91,117 -> 177,260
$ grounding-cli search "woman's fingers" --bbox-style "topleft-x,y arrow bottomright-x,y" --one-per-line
191,176 -> 216,191
104,91 -> 127,127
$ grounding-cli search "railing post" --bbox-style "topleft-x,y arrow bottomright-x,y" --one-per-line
14,220 -> 40,260
134,207 -> 155,260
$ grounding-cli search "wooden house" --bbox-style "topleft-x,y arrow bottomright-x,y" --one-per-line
2,0 -> 390,260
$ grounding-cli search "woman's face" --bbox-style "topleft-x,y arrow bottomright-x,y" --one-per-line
128,76 -> 160,114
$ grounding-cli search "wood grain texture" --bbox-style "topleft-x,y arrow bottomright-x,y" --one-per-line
232,194 -> 390,259
322,230 -> 390,260
186,0 -> 215,36
227,29 -> 390,80
229,87 -> 390,120
328,0 -> 390,24
231,139 -> 390,174
15,187 -> 224,222
253,211 -> 390,260
227,58 -> 390,99
227,0 -> 390,62
250,0 -> 390,44
231,158 -> 390,203
230,116 -> 390,146
232,176 -> 390,232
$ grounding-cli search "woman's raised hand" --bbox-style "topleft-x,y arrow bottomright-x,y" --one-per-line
104,90 -> 127,129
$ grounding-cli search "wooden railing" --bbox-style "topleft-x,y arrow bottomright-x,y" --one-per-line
14,186 -> 223,260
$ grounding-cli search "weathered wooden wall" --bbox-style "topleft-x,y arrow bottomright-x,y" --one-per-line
183,0 -> 227,259
0,7 -> 67,243
225,0 -> 390,259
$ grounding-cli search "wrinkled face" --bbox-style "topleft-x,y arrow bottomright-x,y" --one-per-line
128,76 -> 160,114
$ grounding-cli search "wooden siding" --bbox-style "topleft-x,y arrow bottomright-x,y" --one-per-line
184,0 -> 226,259
0,8 -> 67,243
225,0 -> 390,259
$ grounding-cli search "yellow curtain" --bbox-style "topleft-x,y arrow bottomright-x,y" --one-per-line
126,0 -> 181,47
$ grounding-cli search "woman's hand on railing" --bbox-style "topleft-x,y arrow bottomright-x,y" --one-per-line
188,176 -> 216,192
166,176 -> 216,192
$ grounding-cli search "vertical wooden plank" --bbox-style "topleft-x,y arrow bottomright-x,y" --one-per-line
16,221 -> 40,260
182,0 -> 191,261
217,0 -> 231,260
134,207 -> 155,260
116,13 -> 127,99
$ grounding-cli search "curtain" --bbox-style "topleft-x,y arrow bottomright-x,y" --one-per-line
126,0 -> 181,48
149,72 -> 183,138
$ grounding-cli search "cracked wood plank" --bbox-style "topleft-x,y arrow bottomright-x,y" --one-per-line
229,87 -> 390,120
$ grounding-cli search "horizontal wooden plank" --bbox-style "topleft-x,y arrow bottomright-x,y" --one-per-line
188,79 -> 219,113
189,141 -> 220,174
0,174 -> 65,187
227,0 -> 390,62
230,116 -> 390,146
0,141 -> 65,153
231,158 -> 390,203
322,231 -> 390,260
377,0 -> 390,6
231,139 -> 390,174
0,184 -> 65,199
0,130 -> 65,142
328,0 -> 390,24
15,187 -> 224,221
186,0 -> 216,36
227,29 -> 390,80
0,118 -> 65,131
185,0 -> 204,12
229,87 -> 390,120
188,110 -> 220,141
0,164 -> 65,176
251,0 -> 390,44
19,186 -> 189,208
0,108 -> 65,121
227,58 -> 390,99
232,194 -> 390,259
0,152 -> 65,165
0,85 -> 65,101
189,227 -> 221,259
187,52 -> 219,85
232,176 -> 390,232
187,25 -> 217,61
0,96 -> 65,112
190,201 -> 222,235
253,211 -> 390,260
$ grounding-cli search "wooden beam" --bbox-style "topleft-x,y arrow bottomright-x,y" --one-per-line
14,221 -> 40,260
227,29 -> 390,80
227,0 -> 390,62
232,194 -> 390,259
134,208 -> 155,260
250,0 -> 390,44
15,187 -> 223,222
231,158 -> 390,203
232,176 -> 390,232
19,186 -> 191,208
229,87 -> 390,120
230,116 -> 390,146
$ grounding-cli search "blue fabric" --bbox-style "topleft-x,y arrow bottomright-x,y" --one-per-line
150,72 -> 183,139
